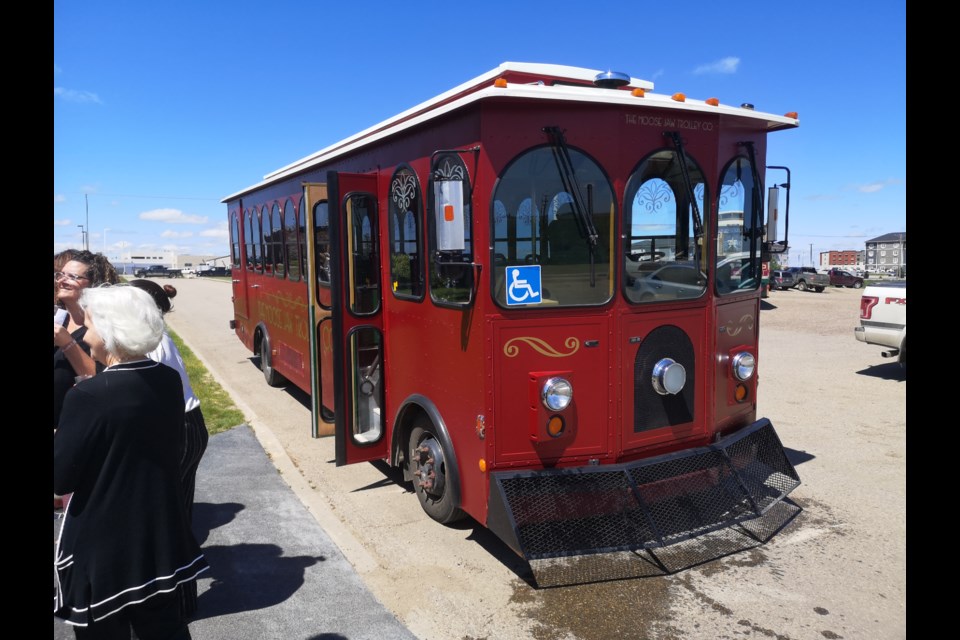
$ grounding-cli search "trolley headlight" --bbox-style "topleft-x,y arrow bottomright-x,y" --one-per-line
652,358 -> 686,395
732,352 -> 756,381
541,377 -> 573,411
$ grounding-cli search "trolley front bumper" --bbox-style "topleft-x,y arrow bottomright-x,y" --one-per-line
486,419 -> 800,585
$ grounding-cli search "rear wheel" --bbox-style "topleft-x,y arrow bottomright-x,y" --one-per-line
408,419 -> 465,524
796,280 -> 808,292
853,280 -> 863,289
813,286 -> 825,293
259,331 -> 285,387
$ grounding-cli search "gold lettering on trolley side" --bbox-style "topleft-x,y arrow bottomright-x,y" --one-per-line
503,336 -> 580,358
721,314 -> 755,337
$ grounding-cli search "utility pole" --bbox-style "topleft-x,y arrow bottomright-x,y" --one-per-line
77,225 -> 87,250
84,194 -> 90,251
809,243 -> 813,268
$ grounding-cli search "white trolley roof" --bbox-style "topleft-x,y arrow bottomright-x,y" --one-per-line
223,62 -> 798,202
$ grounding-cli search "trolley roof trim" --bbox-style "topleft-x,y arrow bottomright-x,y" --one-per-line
222,61 -> 799,203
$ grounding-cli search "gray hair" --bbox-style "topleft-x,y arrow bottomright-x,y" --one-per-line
80,285 -> 165,359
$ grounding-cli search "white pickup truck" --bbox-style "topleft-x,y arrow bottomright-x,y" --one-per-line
855,281 -> 906,367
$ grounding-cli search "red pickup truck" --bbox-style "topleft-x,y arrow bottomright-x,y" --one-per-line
828,268 -> 864,289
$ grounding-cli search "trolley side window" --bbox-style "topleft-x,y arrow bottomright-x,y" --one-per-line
490,145 -> 615,307
249,208 -> 263,272
270,202 -> 285,278
388,166 -> 424,300
314,199 -> 332,309
623,149 -> 709,304
716,156 -> 760,294
347,194 -> 380,315
428,153 -> 474,307
284,198 -> 301,282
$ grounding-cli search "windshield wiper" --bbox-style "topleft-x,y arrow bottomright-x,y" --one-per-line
664,132 -> 703,274
543,126 -> 598,286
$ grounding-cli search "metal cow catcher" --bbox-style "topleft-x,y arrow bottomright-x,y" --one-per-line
223,62 -> 801,586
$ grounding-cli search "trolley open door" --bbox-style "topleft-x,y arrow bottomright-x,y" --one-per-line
328,172 -> 389,465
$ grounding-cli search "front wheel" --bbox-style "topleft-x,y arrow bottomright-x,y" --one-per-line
853,280 -> 863,289
408,420 -> 465,524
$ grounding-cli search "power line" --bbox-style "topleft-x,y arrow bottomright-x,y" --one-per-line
66,192 -> 221,202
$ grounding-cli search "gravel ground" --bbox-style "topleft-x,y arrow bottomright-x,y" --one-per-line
164,279 -> 906,640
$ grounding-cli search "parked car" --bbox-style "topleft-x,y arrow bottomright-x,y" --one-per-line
855,281 -> 906,368
828,268 -> 864,289
628,262 -> 706,302
197,266 -> 231,277
133,265 -> 183,278
785,266 -> 828,292
770,269 -> 797,290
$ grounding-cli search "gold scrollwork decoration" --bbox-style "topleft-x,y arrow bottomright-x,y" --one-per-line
722,314 -> 755,337
503,336 -> 580,358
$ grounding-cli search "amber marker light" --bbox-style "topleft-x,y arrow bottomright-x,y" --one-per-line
785,111 -> 799,119
672,92 -> 686,102
478,459 -> 487,473
631,88 -> 645,97
706,97 -> 719,106
494,78 -> 508,88
546,415 -> 565,438
734,383 -> 749,403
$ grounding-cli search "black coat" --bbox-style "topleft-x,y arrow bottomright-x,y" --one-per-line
54,359 -> 209,625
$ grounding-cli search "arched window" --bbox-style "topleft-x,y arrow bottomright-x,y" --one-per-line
428,153 -> 473,306
622,149 -> 708,304
283,198 -> 300,281
388,166 -> 423,299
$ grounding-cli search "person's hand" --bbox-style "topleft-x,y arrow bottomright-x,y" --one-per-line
54,323 -> 74,349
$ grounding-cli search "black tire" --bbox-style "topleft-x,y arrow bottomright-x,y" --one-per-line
853,280 -> 863,289
259,331 -> 285,387
814,286 -> 825,293
796,280 -> 808,292
408,420 -> 465,524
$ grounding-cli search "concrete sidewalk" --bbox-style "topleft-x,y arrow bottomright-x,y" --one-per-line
54,424 -> 418,640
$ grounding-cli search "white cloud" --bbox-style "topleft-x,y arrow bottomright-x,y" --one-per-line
54,64 -> 62,75
139,208 -> 209,224
54,218 -> 72,226
200,221 -> 229,239
54,87 -> 103,104
856,179 -> 901,193
693,57 -> 740,75
161,230 -> 195,239
54,194 -> 66,204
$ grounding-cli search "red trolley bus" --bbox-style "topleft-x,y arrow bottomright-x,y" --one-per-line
224,62 -> 800,584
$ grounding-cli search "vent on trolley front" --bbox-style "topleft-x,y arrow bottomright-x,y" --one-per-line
633,325 -> 695,432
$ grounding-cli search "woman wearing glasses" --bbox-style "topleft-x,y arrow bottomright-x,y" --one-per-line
54,250 -> 119,430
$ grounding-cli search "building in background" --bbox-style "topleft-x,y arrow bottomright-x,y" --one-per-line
865,232 -> 906,277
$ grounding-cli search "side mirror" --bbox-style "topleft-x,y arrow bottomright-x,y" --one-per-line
764,166 -> 790,258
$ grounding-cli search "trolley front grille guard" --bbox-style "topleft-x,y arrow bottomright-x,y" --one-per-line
486,419 -> 799,563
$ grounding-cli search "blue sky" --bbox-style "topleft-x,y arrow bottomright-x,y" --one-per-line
54,0 -> 905,268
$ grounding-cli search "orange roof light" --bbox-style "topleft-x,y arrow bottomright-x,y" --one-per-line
478,458 -> 487,473
494,78 -> 508,88
672,92 -> 686,102
631,88 -> 645,97
706,97 -> 719,106
785,111 -> 799,119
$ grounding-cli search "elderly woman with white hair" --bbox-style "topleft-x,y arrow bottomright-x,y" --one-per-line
54,284 -> 208,640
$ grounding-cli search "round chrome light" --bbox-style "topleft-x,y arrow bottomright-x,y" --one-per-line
732,352 -> 756,381
652,358 -> 686,395
541,377 -> 573,411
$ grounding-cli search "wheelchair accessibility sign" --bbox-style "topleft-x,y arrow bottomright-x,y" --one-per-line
505,265 -> 542,305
